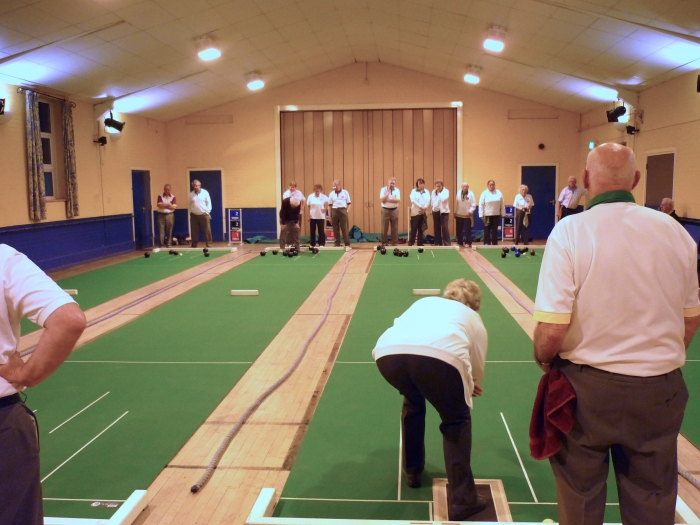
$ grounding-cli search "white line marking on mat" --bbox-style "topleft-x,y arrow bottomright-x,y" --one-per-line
501,412 -> 538,503
431,251 -> 434,257
43,498 -> 126,502
32,409 -> 38,413
65,361 -> 253,364
41,411 -> 129,483
279,497 -> 428,503
429,501 -> 433,521
397,417 -> 403,501
49,392 -> 110,434
335,361 -> 375,364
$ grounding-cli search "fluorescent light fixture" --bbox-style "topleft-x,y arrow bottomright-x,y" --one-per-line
588,141 -> 596,151
196,37 -> 221,61
451,101 -> 463,107
247,72 -> 264,91
483,26 -> 506,53
463,65 -> 481,85
286,105 -> 298,111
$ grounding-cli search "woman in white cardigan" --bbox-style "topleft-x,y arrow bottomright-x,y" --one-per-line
478,180 -> 505,246
455,182 -> 476,247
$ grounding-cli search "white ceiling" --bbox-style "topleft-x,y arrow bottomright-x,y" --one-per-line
0,0 -> 699,121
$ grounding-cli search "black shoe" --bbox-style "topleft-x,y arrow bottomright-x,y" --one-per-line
449,494 -> 488,521
405,473 -> 421,488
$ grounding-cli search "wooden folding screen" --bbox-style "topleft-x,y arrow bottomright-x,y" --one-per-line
280,108 -> 457,239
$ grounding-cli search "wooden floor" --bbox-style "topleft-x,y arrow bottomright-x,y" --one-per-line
32,244 -> 700,523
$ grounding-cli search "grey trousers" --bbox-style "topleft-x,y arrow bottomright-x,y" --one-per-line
381,207 -> 399,245
158,212 -> 174,247
551,359 -> 688,525
432,212 -> 451,245
190,213 -> 212,247
332,208 -> 350,246
0,400 -> 42,525
280,222 -> 300,249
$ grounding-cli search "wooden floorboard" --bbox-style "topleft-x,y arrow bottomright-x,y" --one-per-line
134,250 -> 372,525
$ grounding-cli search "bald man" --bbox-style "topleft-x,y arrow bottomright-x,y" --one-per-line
660,197 -> 682,223
533,143 -> 700,525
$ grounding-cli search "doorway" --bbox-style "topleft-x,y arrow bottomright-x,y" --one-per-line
520,165 -> 557,241
131,169 -> 152,249
188,170 -> 224,242
645,152 -> 674,209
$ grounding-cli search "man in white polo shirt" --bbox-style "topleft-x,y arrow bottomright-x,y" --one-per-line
557,176 -> 588,220
533,143 -> 700,525
328,180 -> 351,247
380,177 -> 400,246
189,179 -> 212,248
0,245 -> 86,525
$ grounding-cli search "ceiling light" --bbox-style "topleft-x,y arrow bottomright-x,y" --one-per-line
104,111 -> 125,132
463,65 -> 481,85
483,26 -> 506,53
247,72 -> 264,91
196,37 -> 221,61
606,104 -> 627,123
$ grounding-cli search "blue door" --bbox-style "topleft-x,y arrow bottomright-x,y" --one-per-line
132,170 -> 152,249
189,170 -> 224,242
521,166 -> 557,241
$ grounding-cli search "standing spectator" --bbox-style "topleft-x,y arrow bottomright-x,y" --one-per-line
281,182 -> 305,247
557,176 -> 588,220
409,179 -> 430,246
478,180 -> 505,246
533,143 -> 700,525
373,279 -> 488,521
380,177 -> 401,246
513,185 -> 534,246
660,198 -> 682,223
455,182 -> 476,248
307,184 -> 329,248
188,179 -> 212,248
156,184 -> 177,248
0,245 -> 86,525
431,180 -> 451,246
328,180 -> 351,247
279,195 -> 302,251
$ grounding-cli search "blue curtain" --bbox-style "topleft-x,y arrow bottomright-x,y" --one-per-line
62,101 -> 78,218
25,90 -> 46,221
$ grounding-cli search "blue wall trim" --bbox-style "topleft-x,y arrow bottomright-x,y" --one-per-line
0,214 -> 134,272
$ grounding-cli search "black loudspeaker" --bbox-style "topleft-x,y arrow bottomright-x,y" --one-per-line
697,74 -> 700,92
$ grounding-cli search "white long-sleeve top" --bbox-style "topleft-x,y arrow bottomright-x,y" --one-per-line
431,188 -> 450,213
372,297 -> 488,408
409,189 -> 431,216
189,188 -> 212,215
513,193 -> 534,211
455,190 -> 476,218
479,189 -> 505,218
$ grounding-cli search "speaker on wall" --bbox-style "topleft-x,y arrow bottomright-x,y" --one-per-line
697,74 -> 700,92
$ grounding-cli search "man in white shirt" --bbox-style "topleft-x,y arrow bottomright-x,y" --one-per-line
188,179 -> 212,248
557,176 -> 588,220
328,180 -> 352,247
513,185 -> 534,246
0,245 -> 86,525
478,180 -> 505,246
455,182 -> 477,247
380,177 -> 401,246
409,179 -> 430,246
156,184 -> 177,248
431,180 -> 451,246
533,143 -> 700,525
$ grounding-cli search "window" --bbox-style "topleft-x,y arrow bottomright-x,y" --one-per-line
37,100 -> 65,199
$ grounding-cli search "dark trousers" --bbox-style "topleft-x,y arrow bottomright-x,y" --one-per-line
514,209 -> 529,245
551,359 -> 688,525
381,207 -> 399,245
158,213 -> 174,247
560,207 -> 581,219
190,213 -> 212,247
455,216 -> 472,246
483,215 -> 500,245
408,215 -> 425,246
0,400 -> 42,525
376,354 -> 478,515
309,219 -> 326,247
280,222 -> 300,249
331,208 -> 350,246
432,212 -> 451,246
